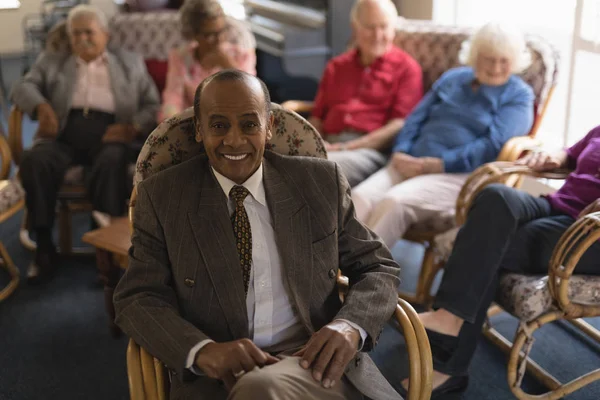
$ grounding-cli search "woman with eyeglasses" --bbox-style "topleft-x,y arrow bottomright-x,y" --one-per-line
158,0 -> 256,122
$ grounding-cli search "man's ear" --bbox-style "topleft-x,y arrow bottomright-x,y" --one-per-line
266,112 -> 274,141
194,119 -> 203,143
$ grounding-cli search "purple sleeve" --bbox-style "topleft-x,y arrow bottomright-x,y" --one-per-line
567,126 -> 600,162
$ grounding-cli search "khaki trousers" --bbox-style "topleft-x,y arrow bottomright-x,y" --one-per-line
228,356 -> 363,400
352,164 -> 469,248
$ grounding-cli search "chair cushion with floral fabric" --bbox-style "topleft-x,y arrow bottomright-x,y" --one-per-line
0,180 -> 25,214
134,103 -> 327,186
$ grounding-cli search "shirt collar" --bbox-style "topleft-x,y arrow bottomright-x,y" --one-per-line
76,51 -> 108,66
212,164 -> 267,207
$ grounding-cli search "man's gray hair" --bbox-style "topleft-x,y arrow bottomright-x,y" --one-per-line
459,22 -> 532,73
180,0 -> 225,40
350,0 -> 398,25
67,4 -> 109,32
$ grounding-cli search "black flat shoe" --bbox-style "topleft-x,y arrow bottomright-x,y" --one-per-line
27,249 -> 58,285
397,375 -> 469,399
425,328 -> 459,364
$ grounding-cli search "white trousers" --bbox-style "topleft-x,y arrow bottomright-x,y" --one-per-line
352,164 -> 469,248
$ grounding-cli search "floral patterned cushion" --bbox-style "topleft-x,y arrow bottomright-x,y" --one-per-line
408,210 -> 455,235
497,273 -> 600,322
134,103 -> 326,185
0,180 -> 25,214
394,20 -> 560,109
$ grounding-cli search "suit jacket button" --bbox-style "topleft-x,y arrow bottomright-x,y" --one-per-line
184,278 -> 195,287
328,269 -> 336,279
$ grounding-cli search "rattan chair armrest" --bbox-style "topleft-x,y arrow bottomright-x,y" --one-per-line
496,136 -> 543,162
0,133 -> 12,180
281,100 -> 315,114
337,272 -> 432,399
548,211 -> 600,318
127,339 -> 168,400
455,162 -> 571,225
127,339 -> 147,400
8,106 -> 24,166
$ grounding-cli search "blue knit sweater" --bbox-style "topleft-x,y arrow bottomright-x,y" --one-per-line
392,66 -> 534,173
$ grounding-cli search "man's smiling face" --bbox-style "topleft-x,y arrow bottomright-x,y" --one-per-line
195,76 -> 273,184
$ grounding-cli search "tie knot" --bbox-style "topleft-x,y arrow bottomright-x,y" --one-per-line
230,185 -> 250,203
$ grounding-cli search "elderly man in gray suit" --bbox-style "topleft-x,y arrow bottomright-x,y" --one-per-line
10,5 -> 159,282
114,70 -> 403,400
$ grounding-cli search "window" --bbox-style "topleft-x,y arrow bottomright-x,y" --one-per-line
433,0 -> 600,148
0,0 -> 21,9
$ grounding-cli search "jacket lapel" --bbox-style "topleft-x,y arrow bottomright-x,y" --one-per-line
55,56 -> 76,123
106,51 -> 128,121
187,163 -> 249,340
263,158 -> 315,333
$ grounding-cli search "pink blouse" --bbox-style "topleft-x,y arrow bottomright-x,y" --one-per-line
158,42 -> 256,122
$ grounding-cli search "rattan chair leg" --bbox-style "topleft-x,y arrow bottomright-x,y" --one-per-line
483,324 -> 561,391
507,312 -> 600,399
568,318 -> 600,343
0,241 -> 19,301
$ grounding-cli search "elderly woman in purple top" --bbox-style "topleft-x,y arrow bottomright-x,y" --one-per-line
404,126 -> 600,397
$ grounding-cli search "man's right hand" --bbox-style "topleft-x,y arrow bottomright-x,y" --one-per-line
36,103 -> 59,139
194,339 -> 279,390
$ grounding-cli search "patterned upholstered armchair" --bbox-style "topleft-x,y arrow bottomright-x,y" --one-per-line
126,104 -> 433,400
0,133 -> 25,302
284,19 -> 560,305
433,163 -> 600,399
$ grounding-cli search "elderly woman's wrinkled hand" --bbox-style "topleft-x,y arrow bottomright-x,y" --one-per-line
36,103 -> 59,139
391,152 -> 425,178
516,151 -> 562,172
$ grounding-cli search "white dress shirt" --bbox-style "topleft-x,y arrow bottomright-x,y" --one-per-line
71,53 -> 115,114
186,164 -> 366,372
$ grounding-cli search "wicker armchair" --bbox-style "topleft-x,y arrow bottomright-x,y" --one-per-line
282,19 -> 560,305
0,133 -> 25,302
434,163 -> 600,399
124,104 -> 433,400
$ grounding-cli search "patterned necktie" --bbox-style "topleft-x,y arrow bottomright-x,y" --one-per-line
230,185 -> 252,295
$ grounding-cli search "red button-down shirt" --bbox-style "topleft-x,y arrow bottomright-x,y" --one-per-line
312,47 -> 423,135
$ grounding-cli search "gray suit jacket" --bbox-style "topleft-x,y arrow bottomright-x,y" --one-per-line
114,151 -> 403,400
10,47 -> 160,135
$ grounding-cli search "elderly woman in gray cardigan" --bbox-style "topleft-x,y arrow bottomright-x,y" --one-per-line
10,5 -> 160,283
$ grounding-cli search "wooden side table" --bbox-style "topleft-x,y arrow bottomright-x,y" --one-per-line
82,217 -> 131,337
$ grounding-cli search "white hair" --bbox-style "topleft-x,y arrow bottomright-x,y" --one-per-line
350,0 -> 398,25
459,22 -> 531,73
67,5 -> 109,33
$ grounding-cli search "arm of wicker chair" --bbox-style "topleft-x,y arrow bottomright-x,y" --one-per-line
496,136 -> 543,162
280,100 -> 315,114
337,274 -> 433,400
455,162 -> 571,225
0,132 -> 13,180
127,339 -> 169,400
547,211 -> 600,318
7,106 -> 24,167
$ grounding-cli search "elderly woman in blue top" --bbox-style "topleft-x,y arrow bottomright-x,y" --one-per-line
352,22 -> 535,248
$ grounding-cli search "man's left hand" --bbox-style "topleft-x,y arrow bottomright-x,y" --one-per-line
293,320 -> 360,389
578,199 -> 600,218
102,124 -> 136,144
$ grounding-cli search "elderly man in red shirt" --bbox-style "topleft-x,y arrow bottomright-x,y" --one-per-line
309,0 -> 423,187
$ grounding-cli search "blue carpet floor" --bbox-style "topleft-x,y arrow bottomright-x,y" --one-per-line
0,117 -> 599,399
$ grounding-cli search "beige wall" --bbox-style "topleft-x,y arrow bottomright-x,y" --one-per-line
0,0 -> 117,55
396,0 -> 433,20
